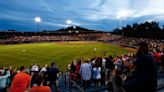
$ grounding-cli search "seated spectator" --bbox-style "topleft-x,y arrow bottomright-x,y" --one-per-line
9,66 -> 31,92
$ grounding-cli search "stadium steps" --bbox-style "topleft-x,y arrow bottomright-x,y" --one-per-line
58,73 -> 108,92
157,71 -> 164,91
58,72 -> 164,92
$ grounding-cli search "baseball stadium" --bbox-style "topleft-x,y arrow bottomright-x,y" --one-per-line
0,1 -> 164,92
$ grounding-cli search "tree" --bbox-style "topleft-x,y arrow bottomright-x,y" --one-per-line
112,21 -> 164,39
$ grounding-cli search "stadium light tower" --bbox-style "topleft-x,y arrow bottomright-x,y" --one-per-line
116,11 -> 127,36
66,19 -> 73,33
66,19 -> 72,27
116,15 -> 121,29
34,17 -> 42,32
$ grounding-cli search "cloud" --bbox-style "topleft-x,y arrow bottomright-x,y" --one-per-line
0,0 -> 164,31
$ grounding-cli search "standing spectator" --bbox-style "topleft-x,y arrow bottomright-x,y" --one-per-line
69,61 -> 77,81
123,42 -> 157,92
40,64 -> 48,73
31,64 -> 39,74
161,50 -> 164,72
75,59 -> 81,84
0,69 -> 10,92
76,59 -> 81,76
153,49 -> 161,70
92,64 -> 101,86
9,69 -> 17,87
114,56 -> 123,71
70,61 -> 76,73
80,60 -> 92,89
31,72 -> 40,87
110,69 -> 124,92
9,66 -> 31,92
40,64 -> 48,86
46,62 -> 60,92
101,58 -> 106,85
105,56 -> 114,80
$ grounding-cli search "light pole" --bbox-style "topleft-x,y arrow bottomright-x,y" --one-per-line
116,16 -> 121,30
34,17 -> 41,32
66,19 -> 72,33
116,12 -> 127,36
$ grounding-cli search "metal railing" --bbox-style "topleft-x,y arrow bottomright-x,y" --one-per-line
69,79 -> 85,92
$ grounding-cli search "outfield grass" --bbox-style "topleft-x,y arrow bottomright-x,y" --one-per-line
0,41 -> 129,71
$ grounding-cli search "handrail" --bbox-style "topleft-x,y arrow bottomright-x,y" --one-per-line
69,79 -> 85,92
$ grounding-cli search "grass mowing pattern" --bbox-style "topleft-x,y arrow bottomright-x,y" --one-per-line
0,42 -> 128,71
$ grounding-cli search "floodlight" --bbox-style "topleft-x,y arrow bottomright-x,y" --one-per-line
34,17 -> 41,23
66,19 -> 72,25
34,17 -> 41,31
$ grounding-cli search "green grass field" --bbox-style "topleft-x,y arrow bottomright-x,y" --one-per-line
0,41 -> 128,71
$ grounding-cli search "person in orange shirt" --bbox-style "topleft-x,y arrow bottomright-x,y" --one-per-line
153,50 -> 161,70
9,66 -> 31,92
30,74 -> 51,92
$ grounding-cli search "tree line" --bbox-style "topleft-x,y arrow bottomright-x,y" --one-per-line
112,21 -> 164,39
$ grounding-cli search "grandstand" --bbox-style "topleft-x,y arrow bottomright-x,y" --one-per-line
0,26 -> 111,44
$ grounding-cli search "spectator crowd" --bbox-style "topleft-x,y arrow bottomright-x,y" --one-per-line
0,32 -> 109,45
68,42 -> 164,92
0,62 -> 60,92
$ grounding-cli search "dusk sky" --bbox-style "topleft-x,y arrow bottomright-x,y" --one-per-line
0,0 -> 164,32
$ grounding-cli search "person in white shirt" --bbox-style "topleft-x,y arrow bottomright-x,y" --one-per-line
80,60 -> 92,89
92,65 -> 101,86
40,64 -> 48,72
31,64 -> 39,72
